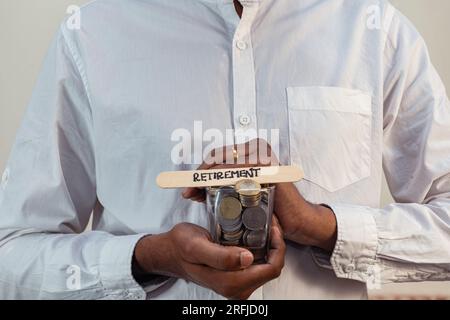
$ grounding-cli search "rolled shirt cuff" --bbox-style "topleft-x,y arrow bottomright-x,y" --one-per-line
311,204 -> 379,283
98,233 -> 150,300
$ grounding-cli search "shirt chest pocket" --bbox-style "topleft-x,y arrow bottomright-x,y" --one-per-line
287,87 -> 372,192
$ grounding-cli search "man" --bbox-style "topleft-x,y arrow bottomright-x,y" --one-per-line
0,0 -> 449,299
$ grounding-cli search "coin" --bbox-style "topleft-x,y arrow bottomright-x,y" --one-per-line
235,179 -> 262,196
214,186 -> 238,209
242,194 -> 261,208
219,219 -> 243,233
221,239 -> 241,246
243,230 -> 267,248
218,196 -> 242,220
218,195 -> 243,234
222,228 -> 244,242
235,179 -> 262,207
242,207 -> 267,231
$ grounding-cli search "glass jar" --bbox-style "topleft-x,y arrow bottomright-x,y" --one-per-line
206,182 -> 275,264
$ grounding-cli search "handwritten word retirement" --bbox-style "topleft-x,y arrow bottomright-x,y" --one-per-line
192,168 -> 261,183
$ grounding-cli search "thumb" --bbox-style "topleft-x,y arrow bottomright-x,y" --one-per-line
191,239 -> 254,271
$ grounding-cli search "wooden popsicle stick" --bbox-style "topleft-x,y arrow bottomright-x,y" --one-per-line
156,165 -> 304,189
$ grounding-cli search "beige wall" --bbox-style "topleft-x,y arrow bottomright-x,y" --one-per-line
0,0 -> 449,298
0,0 -> 89,171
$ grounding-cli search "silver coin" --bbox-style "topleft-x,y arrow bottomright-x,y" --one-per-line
214,188 -> 237,210
235,179 -> 261,196
214,187 -> 237,202
220,219 -> 243,233
222,228 -> 244,242
239,193 -> 261,208
218,213 -> 242,229
235,179 -> 262,207
222,234 -> 242,242
242,207 -> 267,231
221,239 -> 241,246
243,230 -> 267,248
218,196 -> 242,220
217,195 -> 243,234
218,213 -> 242,225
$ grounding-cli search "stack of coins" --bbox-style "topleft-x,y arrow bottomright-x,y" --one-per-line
218,195 -> 243,246
242,206 -> 267,248
243,230 -> 267,248
235,179 -> 262,207
212,181 -> 271,259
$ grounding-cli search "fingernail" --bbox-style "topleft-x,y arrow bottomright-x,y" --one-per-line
182,189 -> 188,198
240,251 -> 254,268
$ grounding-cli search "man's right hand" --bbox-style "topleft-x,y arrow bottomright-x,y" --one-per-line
134,219 -> 285,300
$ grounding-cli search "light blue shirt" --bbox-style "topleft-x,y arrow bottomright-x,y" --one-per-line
0,0 -> 449,299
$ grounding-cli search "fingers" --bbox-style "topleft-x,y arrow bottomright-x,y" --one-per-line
232,223 -> 286,289
202,139 -> 277,169
203,163 -> 261,170
182,188 -> 205,201
187,258 -> 283,300
183,263 -> 256,300
266,223 -> 286,272
203,144 -> 250,168
182,218 -> 286,300
182,139 -> 278,201
182,187 -> 198,199
192,194 -> 206,202
190,238 -> 254,271
270,214 -> 284,239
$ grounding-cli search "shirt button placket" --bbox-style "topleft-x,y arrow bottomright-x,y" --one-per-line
232,2 -> 260,144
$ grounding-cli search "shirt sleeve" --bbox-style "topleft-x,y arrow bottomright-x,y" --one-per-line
0,24 -> 148,299
314,7 -> 450,286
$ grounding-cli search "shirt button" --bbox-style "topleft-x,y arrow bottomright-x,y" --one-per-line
239,115 -> 251,126
236,40 -> 248,50
345,264 -> 356,273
